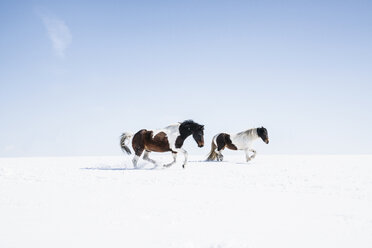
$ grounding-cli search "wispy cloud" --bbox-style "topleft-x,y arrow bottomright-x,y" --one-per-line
41,15 -> 72,58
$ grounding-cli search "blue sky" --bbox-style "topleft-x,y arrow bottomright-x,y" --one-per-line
1,0 -> 371,156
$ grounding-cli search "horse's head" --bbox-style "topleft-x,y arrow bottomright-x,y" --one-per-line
257,127 -> 269,144
180,120 -> 205,147
192,124 -> 204,148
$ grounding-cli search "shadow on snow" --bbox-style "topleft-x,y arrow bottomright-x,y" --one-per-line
80,163 -> 160,171
81,167 -> 158,171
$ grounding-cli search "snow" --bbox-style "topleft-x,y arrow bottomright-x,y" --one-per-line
1,154 -> 372,248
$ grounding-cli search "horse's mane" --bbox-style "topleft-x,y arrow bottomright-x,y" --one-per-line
165,120 -> 198,130
180,119 -> 196,125
237,128 -> 256,137
179,119 -> 204,132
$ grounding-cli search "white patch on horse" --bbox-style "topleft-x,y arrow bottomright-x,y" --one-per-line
212,134 -> 219,147
230,129 -> 259,150
165,123 -> 181,150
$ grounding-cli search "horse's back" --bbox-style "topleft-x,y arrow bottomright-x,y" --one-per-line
230,133 -> 251,150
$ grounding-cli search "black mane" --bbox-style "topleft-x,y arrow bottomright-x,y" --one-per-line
179,120 -> 204,139
180,120 -> 196,125
179,120 -> 204,134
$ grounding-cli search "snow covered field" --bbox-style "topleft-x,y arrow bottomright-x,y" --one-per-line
1,154 -> 372,248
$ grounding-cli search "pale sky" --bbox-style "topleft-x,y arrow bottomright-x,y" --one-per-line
1,0 -> 371,157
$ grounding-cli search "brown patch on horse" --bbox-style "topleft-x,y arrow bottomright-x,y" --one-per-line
132,130 -> 172,156
216,133 -> 238,151
145,131 -> 172,152
225,134 -> 238,150
132,129 -> 146,156
216,133 -> 226,151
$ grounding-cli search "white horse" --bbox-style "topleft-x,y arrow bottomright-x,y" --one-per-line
207,127 -> 269,162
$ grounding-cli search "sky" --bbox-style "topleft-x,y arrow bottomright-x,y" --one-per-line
0,0 -> 371,157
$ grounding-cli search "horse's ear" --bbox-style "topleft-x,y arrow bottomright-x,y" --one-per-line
200,125 -> 204,129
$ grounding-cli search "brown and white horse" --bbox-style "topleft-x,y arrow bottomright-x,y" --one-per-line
120,120 -> 204,168
207,127 -> 269,162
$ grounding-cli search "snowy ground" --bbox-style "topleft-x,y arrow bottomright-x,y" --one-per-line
1,154 -> 372,248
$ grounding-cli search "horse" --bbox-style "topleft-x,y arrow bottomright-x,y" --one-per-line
206,127 -> 269,162
120,120 -> 204,168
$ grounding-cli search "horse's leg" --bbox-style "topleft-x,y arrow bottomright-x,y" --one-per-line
132,131 -> 146,168
143,151 -> 157,166
244,149 -> 251,162
216,142 -> 225,162
216,149 -> 224,161
249,149 -> 257,160
178,148 -> 188,168
216,136 -> 226,161
132,155 -> 140,168
133,148 -> 144,168
164,152 -> 177,168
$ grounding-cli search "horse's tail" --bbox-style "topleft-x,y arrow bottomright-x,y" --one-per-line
120,132 -> 133,155
206,138 -> 218,161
